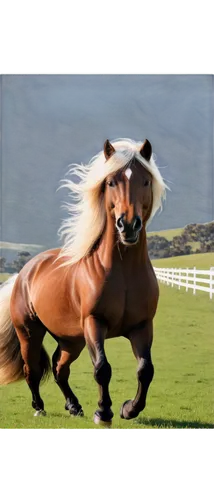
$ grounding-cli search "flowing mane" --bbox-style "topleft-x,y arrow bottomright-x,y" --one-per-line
58,138 -> 168,265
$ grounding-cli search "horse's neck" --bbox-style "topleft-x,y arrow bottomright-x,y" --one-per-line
97,213 -> 149,269
117,226 -> 150,268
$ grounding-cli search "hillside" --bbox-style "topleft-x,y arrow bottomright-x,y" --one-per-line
0,228 -> 183,260
152,252 -> 214,269
1,75 -> 213,252
1,220 -> 214,274
147,227 -> 183,240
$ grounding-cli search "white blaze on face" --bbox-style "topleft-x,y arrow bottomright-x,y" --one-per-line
125,167 -> 132,180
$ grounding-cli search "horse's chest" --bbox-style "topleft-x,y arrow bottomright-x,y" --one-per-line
92,265 -> 159,334
91,266 -> 126,323
122,276 -> 158,326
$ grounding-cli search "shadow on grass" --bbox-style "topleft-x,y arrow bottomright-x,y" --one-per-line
135,417 -> 214,429
48,412 -> 214,431
48,412 -> 70,419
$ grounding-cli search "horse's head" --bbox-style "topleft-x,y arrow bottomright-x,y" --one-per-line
104,139 -> 153,246
59,137 -> 166,265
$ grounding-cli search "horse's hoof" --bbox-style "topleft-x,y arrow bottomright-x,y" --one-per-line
70,407 -> 84,417
65,402 -> 84,417
120,400 -> 137,420
93,410 -> 113,426
93,414 -> 112,427
34,409 -> 46,417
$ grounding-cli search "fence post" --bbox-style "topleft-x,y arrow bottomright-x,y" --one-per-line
171,268 -> 174,287
193,266 -> 196,295
179,268 -> 181,289
210,267 -> 214,299
167,268 -> 169,286
186,268 -> 188,292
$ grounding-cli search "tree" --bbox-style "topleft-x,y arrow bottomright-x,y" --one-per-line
0,257 -> 6,272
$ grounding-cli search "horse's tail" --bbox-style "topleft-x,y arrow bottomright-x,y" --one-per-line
0,274 -> 24,384
0,274 -> 51,385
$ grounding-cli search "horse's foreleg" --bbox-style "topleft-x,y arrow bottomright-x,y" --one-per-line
120,320 -> 154,420
84,316 -> 113,425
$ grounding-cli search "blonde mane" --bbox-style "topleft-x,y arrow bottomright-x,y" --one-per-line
58,138 -> 168,265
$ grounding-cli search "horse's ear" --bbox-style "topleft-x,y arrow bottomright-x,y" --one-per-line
139,139 -> 152,162
104,140 -> 116,160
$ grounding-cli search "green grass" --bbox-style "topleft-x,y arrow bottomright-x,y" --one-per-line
0,273 -> 11,282
147,227 -> 183,240
153,252 -> 214,269
0,267 -> 213,428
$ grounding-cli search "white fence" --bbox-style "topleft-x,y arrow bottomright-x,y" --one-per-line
153,266 -> 214,299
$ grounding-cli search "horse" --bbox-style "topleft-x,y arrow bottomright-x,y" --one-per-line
0,138 -> 167,425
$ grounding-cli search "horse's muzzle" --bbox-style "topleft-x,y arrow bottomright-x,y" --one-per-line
116,215 -> 142,246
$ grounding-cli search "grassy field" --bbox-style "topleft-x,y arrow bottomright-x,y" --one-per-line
0,273 -> 11,282
153,252 -> 214,269
0,253 -> 213,429
147,227 -> 183,240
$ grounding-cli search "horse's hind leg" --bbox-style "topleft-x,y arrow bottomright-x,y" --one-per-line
15,320 -> 50,416
52,338 -> 85,416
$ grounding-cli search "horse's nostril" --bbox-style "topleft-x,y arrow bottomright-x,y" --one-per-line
133,216 -> 142,231
116,216 -> 125,232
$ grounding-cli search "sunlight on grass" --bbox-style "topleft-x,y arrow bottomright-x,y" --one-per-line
153,252 -> 214,269
0,280 -> 213,429
147,227 -> 183,240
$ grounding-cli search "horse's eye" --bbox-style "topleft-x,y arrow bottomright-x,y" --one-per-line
107,179 -> 116,187
144,179 -> 151,187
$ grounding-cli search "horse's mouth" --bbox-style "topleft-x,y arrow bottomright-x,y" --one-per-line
120,234 -> 139,246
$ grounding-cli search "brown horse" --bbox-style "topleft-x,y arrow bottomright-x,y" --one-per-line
0,138 -> 167,424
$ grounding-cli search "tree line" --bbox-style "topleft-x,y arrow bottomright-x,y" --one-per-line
0,251 -> 32,273
147,221 -> 214,259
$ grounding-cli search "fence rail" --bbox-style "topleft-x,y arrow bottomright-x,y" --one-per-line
153,266 -> 214,299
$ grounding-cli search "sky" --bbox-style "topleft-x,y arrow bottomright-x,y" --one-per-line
0,74 -> 213,256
